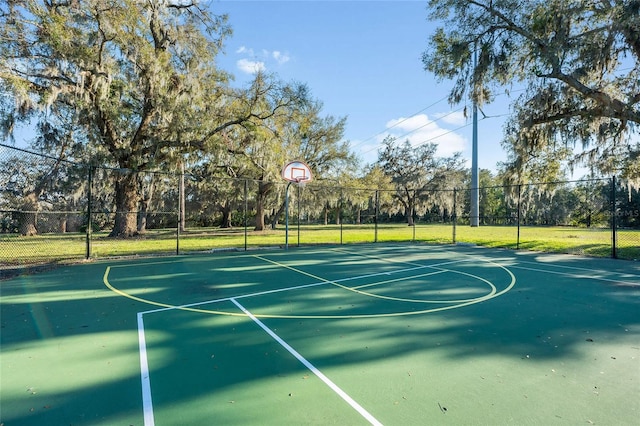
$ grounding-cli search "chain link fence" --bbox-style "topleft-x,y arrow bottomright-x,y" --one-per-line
1,143 -> 638,272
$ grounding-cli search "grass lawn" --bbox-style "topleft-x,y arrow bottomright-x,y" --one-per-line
1,223 -> 638,268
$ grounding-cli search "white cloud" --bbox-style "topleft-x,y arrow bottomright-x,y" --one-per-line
234,45 -> 291,74
352,113 -> 469,165
434,110 -> 467,126
237,58 -> 266,74
236,46 -> 253,55
272,50 -> 290,64
383,113 -> 467,157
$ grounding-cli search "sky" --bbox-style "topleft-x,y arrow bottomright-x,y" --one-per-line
212,0 -> 516,172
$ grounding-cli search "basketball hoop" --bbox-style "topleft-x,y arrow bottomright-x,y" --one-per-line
282,160 -> 313,185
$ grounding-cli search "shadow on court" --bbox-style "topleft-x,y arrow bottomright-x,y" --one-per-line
1,245 -> 639,425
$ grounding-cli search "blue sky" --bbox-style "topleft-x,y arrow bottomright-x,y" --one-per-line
213,0 -> 515,171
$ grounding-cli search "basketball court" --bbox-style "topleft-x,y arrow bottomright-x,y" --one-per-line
1,244 -> 638,425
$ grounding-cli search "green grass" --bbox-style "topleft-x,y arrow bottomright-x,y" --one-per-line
454,225 -> 626,257
1,224 -> 638,268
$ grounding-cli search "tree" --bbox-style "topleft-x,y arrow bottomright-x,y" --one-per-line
348,165 -> 393,225
615,179 -> 640,228
287,102 -> 355,227
0,109 -> 90,235
220,94 -> 291,231
221,95 -> 352,230
188,144 -> 253,229
1,1 -> 307,237
0,148 -> 60,235
423,0 -> 640,182
377,136 -> 466,225
476,169 -> 506,225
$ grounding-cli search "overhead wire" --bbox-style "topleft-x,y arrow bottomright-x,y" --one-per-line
383,107 -> 466,143
358,106 -> 467,157
348,94 -> 450,151
353,88 -> 525,160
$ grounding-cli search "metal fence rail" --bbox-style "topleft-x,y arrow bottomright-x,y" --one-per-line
1,143 -> 638,270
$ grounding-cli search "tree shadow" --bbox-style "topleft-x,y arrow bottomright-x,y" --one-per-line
1,246 -> 639,424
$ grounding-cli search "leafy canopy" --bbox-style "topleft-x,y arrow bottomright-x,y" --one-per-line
423,0 -> 640,181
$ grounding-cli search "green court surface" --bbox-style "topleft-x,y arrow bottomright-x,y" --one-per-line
1,244 -> 639,425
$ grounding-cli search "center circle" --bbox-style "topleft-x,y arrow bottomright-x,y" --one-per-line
103,256 -> 516,319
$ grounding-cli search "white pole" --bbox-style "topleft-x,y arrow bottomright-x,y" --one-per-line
470,48 -> 479,227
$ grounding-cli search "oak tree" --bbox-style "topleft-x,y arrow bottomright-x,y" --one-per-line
1,0 -> 307,236
423,0 -> 640,182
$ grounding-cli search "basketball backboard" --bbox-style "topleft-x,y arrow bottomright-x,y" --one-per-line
282,160 -> 313,183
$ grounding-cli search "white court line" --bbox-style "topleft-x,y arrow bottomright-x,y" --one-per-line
515,260 -> 640,279
138,258 -> 470,315
230,298 -> 384,426
371,245 -> 640,286
132,254 -> 475,425
353,269 -> 447,290
138,280 -> 330,315
348,244 -> 637,283
137,313 -> 155,426
509,264 -> 640,286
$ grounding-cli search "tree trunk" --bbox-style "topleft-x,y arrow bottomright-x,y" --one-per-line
270,200 -> 285,230
406,203 -> 415,226
137,176 -> 155,233
220,200 -> 232,228
254,202 -> 265,230
137,199 -> 148,232
110,172 -> 139,237
18,193 -> 39,236
254,181 -> 272,231
17,212 -> 37,236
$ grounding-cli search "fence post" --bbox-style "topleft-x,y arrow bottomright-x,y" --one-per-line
452,188 -> 457,244
516,184 -> 522,250
244,179 -> 248,251
412,190 -> 416,242
611,176 -> 617,259
85,164 -> 93,260
176,193 -> 180,256
339,189 -> 343,245
374,190 -> 379,243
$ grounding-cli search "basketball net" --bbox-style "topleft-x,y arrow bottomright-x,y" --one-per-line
295,177 -> 308,188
